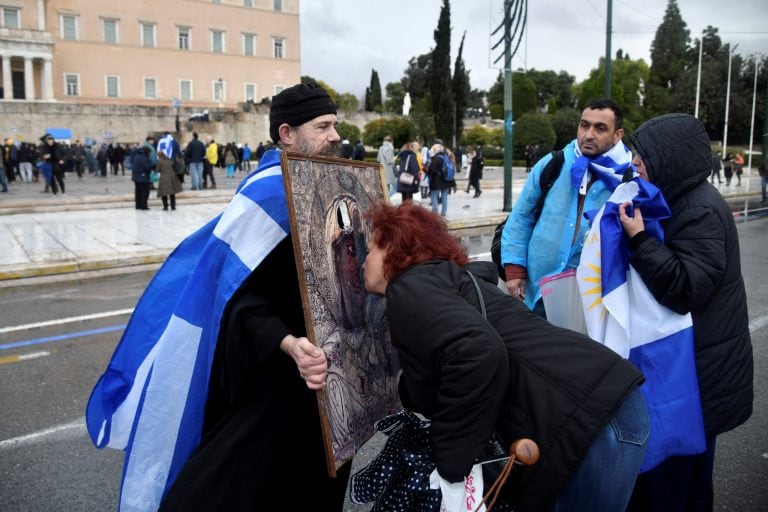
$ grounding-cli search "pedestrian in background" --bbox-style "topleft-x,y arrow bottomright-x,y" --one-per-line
131,146 -> 152,210
710,151 -> 723,184
353,139 -> 366,161
427,143 -> 454,217
734,152 -> 744,186
157,151 -> 182,211
376,135 -> 396,195
242,143 -> 252,172
18,142 -> 34,183
722,153 -> 734,186
40,133 -> 66,196
759,158 -> 768,205
184,132 -> 206,191
223,142 -> 238,179
467,144 -> 484,197
395,141 -> 420,202
204,139 -> 218,189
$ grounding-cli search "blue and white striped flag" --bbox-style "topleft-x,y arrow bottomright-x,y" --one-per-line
86,150 -> 289,511
576,179 -> 706,472
157,134 -> 175,159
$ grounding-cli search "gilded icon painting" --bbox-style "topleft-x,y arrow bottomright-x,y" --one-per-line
280,152 -> 401,476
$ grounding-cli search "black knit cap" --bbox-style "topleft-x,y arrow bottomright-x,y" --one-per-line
269,83 -> 337,143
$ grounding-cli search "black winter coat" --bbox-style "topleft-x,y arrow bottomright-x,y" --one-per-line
385,260 -> 644,512
629,114 -> 753,438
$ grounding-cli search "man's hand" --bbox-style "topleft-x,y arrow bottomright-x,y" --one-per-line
618,202 -> 645,238
279,335 -> 327,390
506,278 -> 526,301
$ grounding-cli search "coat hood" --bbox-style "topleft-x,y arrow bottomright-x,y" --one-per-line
629,114 -> 712,204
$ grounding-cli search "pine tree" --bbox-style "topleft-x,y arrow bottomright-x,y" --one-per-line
452,32 -> 470,145
430,0 -> 454,145
365,69 -> 383,112
645,0 -> 690,115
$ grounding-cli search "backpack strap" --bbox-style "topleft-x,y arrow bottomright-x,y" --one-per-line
531,150 -> 564,219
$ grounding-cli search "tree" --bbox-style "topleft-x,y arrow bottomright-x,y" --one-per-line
551,107 -> 581,150
645,0 -> 690,115
402,53 -> 432,102
384,82 -> 406,114
365,69 -> 383,113
487,71 -> 537,119
336,121 -> 360,144
336,92 -> 359,112
363,117 -> 416,149
576,55 -> 649,133
464,125 -> 491,147
430,0 -> 455,145
512,114 -> 556,157
452,32 -> 471,145
525,69 -> 576,111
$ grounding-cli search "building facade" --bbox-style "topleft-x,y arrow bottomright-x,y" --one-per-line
0,0 -> 300,107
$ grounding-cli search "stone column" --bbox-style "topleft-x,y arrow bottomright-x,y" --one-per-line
2,55 -> 12,100
37,0 -> 46,31
42,58 -> 53,100
24,57 -> 34,100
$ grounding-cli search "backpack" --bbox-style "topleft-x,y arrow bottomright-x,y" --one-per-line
439,153 -> 455,181
490,150 -> 565,280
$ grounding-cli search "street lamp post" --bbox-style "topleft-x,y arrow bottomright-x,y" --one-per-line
747,58 -> 759,173
694,31 -> 703,119
722,43 -> 738,157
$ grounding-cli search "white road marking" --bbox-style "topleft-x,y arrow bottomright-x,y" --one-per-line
0,419 -> 86,450
749,314 -> 768,334
0,308 -> 134,334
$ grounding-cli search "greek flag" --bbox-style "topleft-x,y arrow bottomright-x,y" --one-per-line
85,150 -> 289,511
157,134 -> 175,159
576,179 -> 706,472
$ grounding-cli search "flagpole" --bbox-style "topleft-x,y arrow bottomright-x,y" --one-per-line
694,31 -> 703,119
747,58 -> 759,173
722,43 -> 738,157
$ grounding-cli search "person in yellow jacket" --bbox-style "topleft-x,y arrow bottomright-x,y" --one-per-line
204,139 -> 219,189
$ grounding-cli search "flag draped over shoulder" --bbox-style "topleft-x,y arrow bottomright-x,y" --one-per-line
86,150 -> 289,511
576,179 -> 706,472
157,134 -> 175,159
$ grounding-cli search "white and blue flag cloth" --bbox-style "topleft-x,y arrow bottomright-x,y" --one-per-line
570,140 -> 634,193
86,150 -> 289,511
157,133 -> 175,159
576,178 -> 706,472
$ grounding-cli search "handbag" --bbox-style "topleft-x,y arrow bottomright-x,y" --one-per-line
398,155 -> 417,185
150,170 -> 160,183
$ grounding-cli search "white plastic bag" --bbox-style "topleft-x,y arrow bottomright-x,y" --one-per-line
429,465 -> 486,512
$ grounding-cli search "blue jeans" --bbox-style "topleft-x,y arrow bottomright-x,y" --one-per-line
548,387 -> 649,512
189,162 -> 203,190
430,188 -> 448,216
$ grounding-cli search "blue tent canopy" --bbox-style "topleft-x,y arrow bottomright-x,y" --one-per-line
45,128 -> 72,140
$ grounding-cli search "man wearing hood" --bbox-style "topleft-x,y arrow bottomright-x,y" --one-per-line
40,133 -> 66,195
618,113 -> 753,511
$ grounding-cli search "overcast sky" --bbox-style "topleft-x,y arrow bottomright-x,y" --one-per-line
300,0 -> 767,98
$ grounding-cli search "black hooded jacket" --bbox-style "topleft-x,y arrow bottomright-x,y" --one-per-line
386,260 -> 644,512
629,114 -> 753,438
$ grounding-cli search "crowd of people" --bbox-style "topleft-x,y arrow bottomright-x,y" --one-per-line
1,133 -> 269,206
82,84 -> 754,512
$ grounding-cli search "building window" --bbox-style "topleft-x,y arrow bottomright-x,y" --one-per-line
105,76 -> 119,98
61,14 -> 78,40
245,83 -> 256,102
272,37 -> 284,59
211,30 -> 225,53
242,34 -> 255,56
213,80 -> 225,102
144,78 -> 157,99
179,80 -> 192,100
141,22 -> 156,47
64,74 -> 80,96
273,0 -> 282,12
212,0 -> 222,3
178,27 -> 190,50
103,19 -> 118,44
244,0 -> 253,7
2,7 -> 20,29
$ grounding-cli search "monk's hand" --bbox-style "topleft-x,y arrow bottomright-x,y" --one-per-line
280,335 -> 327,390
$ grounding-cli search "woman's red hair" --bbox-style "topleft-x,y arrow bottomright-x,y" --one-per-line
366,202 -> 469,281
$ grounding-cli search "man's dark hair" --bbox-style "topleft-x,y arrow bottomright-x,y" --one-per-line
585,98 -> 623,130
193,132 -> 198,139
145,135 -> 154,142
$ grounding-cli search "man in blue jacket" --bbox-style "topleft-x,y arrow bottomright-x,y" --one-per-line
501,98 -> 630,314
